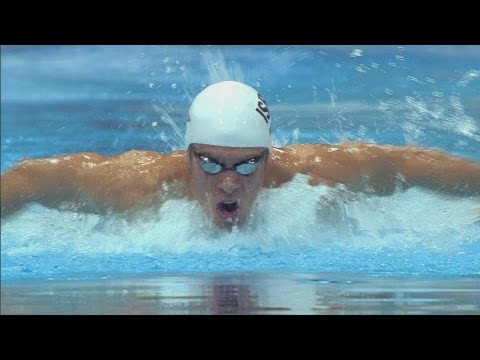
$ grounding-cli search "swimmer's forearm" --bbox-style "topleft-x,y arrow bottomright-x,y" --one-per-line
0,156 -> 83,217
1,166 -> 42,216
394,148 -> 480,196
1,167 -> 36,216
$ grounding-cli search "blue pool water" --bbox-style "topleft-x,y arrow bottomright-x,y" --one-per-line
1,45 -> 479,314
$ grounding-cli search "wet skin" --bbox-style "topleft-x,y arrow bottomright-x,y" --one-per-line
1,142 -> 479,225
186,144 -> 268,230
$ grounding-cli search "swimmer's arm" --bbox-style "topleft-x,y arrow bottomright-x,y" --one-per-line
272,143 -> 480,196
387,146 -> 480,196
332,143 -> 480,196
0,151 -> 188,217
1,153 -> 107,216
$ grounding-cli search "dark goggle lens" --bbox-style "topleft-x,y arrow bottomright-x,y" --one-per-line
199,158 -> 223,174
235,159 -> 261,175
197,154 -> 262,176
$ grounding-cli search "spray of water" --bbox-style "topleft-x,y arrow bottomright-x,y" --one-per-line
2,174 -> 478,258
149,46 -> 249,151
151,103 -> 185,149
201,47 -> 245,84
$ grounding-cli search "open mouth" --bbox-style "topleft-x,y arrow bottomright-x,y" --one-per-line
216,200 -> 240,220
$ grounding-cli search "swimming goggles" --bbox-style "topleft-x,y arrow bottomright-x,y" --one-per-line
190,146 -> 267,176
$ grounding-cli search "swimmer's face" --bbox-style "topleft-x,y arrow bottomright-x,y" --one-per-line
187,144 -> 269,230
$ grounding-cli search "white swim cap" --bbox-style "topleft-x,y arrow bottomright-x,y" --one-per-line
185,81 -> 272,149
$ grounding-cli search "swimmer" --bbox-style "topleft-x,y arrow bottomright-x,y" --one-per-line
1,81 -> 479,230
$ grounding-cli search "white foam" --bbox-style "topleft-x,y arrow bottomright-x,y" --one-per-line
2,175 -> 478,257
349,49 -> 363,58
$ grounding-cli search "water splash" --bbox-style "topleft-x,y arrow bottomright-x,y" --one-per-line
200,47 -> 245,84
2,175 -> 478,270
151,103 -> 185,149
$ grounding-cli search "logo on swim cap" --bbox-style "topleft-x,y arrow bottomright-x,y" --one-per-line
256,93 -> 270,125
185,81 -> 272,149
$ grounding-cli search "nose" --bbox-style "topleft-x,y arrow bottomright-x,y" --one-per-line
217,171 -> 241,195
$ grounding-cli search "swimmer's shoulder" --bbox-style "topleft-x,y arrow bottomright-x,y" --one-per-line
74,149 -> 187,184
272,142 -> 395,176
105,150 -> 189,185
103,150 -> 186,165
273,143 -> 345,160
276,143 -> 330,153
77,149 -> 188,208
278,142 -> 397,158
272,144 -> 324,160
